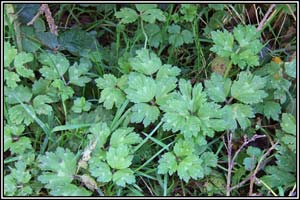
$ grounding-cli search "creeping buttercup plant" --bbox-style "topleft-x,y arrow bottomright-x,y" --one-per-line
4,3 -> 296,197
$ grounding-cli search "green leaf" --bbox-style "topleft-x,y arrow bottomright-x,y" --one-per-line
210,29 -> 234,57
33,17 -> 46,32
233,25 -> 260,48
88,122 -> 111,148
156,64 -> 181,80
224,103 -> 255,130
71,97 -> 92,113
32,79 -> 59,102
281,113 -> 296,135
88,160 -> 112,183
231,25 -> 263,68
68,58 -> 92,87
4,161 -> 33,196
140,8 -> 166,23
20,26 -> 41,53
4,175 -> 17,196
36,32 -> 59,50
96,74 -> 126,109
174,138 -> 195,157
51,79 -> 74,101
197,102 -> 229,136
115,7 -> 138,24
280,134 -> 296,153
158,152 -> 178,175
118,53 -> 132,74
10,161 -> 32,184
33,95 -> 53,115
261,146 -> 296,190
100,88 -> 126,110
9,137 -> 32,155
200,152 -> 218,175
113,168 -> 136,187
168,24 -> 181,34
96,74 -> 118,88
243,146 -> 262,171
205,72 -> 232,102
155,78 -> 178,106
58,28 -> 98,56
177,155 -> 204,182
255,62 -> 292,104
163,113 -> 201,138
14,52 -> 34,78
168,24 -> 193,47
231,49 -> 259,69
211,25 -> 263,69
39,52 -> 70,79
135,4 -> 157,12
110,127 -> 142,147
284,58 -> 296,78
243,157 -> 256,171
129,49 -> 161,75
125,73 -> 157,103
131,103 -> 160,127
231,71 -> 268,104
49,183 -> 91,196
38,147 -> 77,189
4,41 -> 17,68
182,29 -> 193,44
254,101 -> 281,121
8,104 -> 34,125
5,85 -> 32,105
161,79 -> 206,138
4,70 -> 20,88
180,4 -> 198,22
247,146 -> 262,157
275,145 -> 296,172
144,24 -> 163,48
106,144 -> 133,169
4,129 -> 12,152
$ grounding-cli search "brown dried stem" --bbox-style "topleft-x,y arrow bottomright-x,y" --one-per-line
27,4 -> 58,35
225,133 -> 267,196
257,4 -> 276,31
248,141 -> 279,196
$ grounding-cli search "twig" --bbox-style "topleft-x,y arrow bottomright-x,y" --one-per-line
253,4 -> 260,27
257,4 -> 276,31
226,134 -> 266,196
226,131 -> 233,196
230,176 -> 251,191
287,4 -> 296,21
27,4 -> 58,35
288,183 -> 297,196
140,176 -> 154,196
42,4 -> 58,35
248,141 -> 279,196
226,97 -> 234,105
222,136 -> 228,151
232,135 -> 266,162
140,18 -> 148,49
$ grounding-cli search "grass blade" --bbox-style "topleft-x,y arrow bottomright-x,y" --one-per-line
133,121 -> 162,153
51,123 -> 92,133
